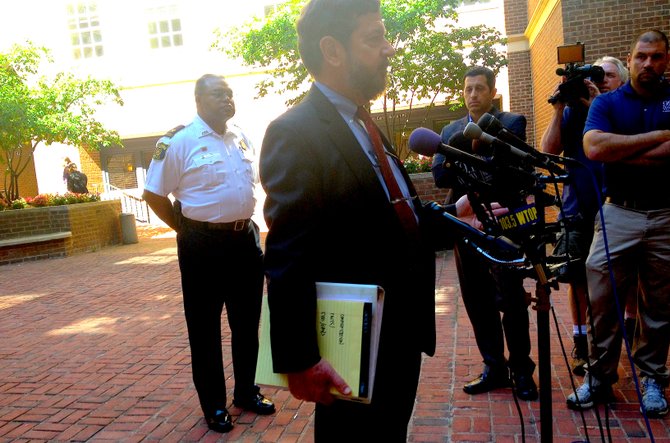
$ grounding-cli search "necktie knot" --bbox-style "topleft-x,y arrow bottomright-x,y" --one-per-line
356,106 -> 371,122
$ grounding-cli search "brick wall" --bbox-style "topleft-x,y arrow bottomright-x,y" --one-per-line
0,200 -> 123,266
10,155 -> 39,199
410,173 -> 451,204
530,1 -> 669,150
563,0 -> 670,64
0,205 -> 70,239
504,0 -> 529,35
67,200 -> 123,255
79,147 -> 104,193
531,5 -> 564,150
505,0 -> 534,144
508,51 -> 534,144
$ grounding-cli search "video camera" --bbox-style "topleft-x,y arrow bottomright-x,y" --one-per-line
547,42 -> 605,104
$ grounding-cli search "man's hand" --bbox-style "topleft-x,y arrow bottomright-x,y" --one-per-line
579,78 -> 600,108
549,82 -> 567,112
287,359 -> 351,405
454,194 -> 509,231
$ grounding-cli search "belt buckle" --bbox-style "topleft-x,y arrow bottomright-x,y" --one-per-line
233,219 -> 246,231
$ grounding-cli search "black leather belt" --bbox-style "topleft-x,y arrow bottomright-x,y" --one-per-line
605,196 -> 670,211
182,217 -> 251,231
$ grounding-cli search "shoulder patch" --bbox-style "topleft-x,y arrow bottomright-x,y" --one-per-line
153,140 -> 169,160
152,124 -> 185,161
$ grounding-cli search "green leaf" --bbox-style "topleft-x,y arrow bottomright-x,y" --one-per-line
0,41 -> 123,200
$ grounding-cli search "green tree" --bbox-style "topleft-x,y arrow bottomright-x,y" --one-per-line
215,0 -> 507,159
0,42 -> 123,201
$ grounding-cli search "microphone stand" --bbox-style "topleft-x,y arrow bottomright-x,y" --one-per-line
522,186 -> 554,443
424,138 -> 572,441
459,172 -> 568,443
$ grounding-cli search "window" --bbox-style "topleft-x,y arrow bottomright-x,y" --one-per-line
67,2 -> 104,59
460,0 -> 492,5
263,2 -> 287,17
146,4 -> 183,49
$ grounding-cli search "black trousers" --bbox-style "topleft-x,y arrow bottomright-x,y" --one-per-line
314,327 -> 423,443
455,240 -> 535,376
176,221 -> 264,415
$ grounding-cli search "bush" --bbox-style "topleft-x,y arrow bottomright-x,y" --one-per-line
3,192 -> 100,211
10,198 -> 29,209
402,154 -> 433,174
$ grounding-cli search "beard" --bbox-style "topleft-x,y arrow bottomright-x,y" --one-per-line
635,68 -> 663,89
347,54 -> 388,101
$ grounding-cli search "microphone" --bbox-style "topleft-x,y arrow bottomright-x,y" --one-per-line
477,113 -> 574,167
465,121 -> 566,175
463,122 -> 534,165
425,201 -> 521,257
478,113 -> 537,155
408,127 -> 494,173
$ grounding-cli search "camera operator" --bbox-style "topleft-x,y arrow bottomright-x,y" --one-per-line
541,56 -> 627,376
431,66 -> 538,401
566,30 -> 670,417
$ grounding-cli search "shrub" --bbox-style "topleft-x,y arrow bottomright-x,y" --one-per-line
402,154 -> 433,174
3,192 -> 100,211
10,198 -> 29,209
25,194 -> 52,207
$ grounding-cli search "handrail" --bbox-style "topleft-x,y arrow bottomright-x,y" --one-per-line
100,184 -> 151,223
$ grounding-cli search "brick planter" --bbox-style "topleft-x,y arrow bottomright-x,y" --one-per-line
0,200 -> 123,266
410,172 -> 450,204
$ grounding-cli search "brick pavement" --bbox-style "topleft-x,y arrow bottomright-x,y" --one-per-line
1,225 -> 670,442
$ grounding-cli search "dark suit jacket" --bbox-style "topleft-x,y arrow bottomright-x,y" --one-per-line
432,108 -> 527,197
261,85 -> 439,375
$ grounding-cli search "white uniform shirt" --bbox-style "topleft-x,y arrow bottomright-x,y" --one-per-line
144,115 -> 258,223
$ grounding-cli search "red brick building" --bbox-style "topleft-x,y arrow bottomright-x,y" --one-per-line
504,0 -> 670,149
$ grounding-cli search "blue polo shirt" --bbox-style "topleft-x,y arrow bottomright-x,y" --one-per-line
584,81 -> 670,201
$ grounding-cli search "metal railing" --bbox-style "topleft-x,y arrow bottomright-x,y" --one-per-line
100,184 -> 151,224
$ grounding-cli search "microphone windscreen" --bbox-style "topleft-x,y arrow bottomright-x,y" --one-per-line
477,113 -> 503,136
408,127 -> 441,156
447,132 -> 469,150
463,122 -> 483,140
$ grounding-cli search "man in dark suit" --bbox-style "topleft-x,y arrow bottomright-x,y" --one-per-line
431,66 -> 538,401
260,0 -> 478,440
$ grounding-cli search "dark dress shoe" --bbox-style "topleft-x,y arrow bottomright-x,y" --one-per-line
233,388 -> 276,415
205,409 -> 233,433
463,366 -> 511,395
513,373 -> 538,401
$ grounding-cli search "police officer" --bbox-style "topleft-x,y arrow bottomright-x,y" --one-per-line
143,74 -> 275,433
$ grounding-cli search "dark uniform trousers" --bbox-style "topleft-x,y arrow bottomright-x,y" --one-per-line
455,239 -> 535,376
176,220 -> 264,415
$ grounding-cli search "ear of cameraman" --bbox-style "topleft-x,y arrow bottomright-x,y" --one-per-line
540,56 -> 627,376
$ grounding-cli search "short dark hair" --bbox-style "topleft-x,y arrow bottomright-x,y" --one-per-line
297,0 -> 380,75
464,66 -> 496,91
630,29 -> 669,54
194,74 -> 226,96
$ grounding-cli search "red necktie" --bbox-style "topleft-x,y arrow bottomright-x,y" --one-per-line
356,106 -> 420,237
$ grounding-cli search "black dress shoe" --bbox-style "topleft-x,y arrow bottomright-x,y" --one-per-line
233,387 -> 276,415
513,373 -> 538,401
463,366 -> 511,395
205,409 -> 233,433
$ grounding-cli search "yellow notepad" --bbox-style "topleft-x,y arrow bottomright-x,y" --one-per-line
255,282 -> 384,403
